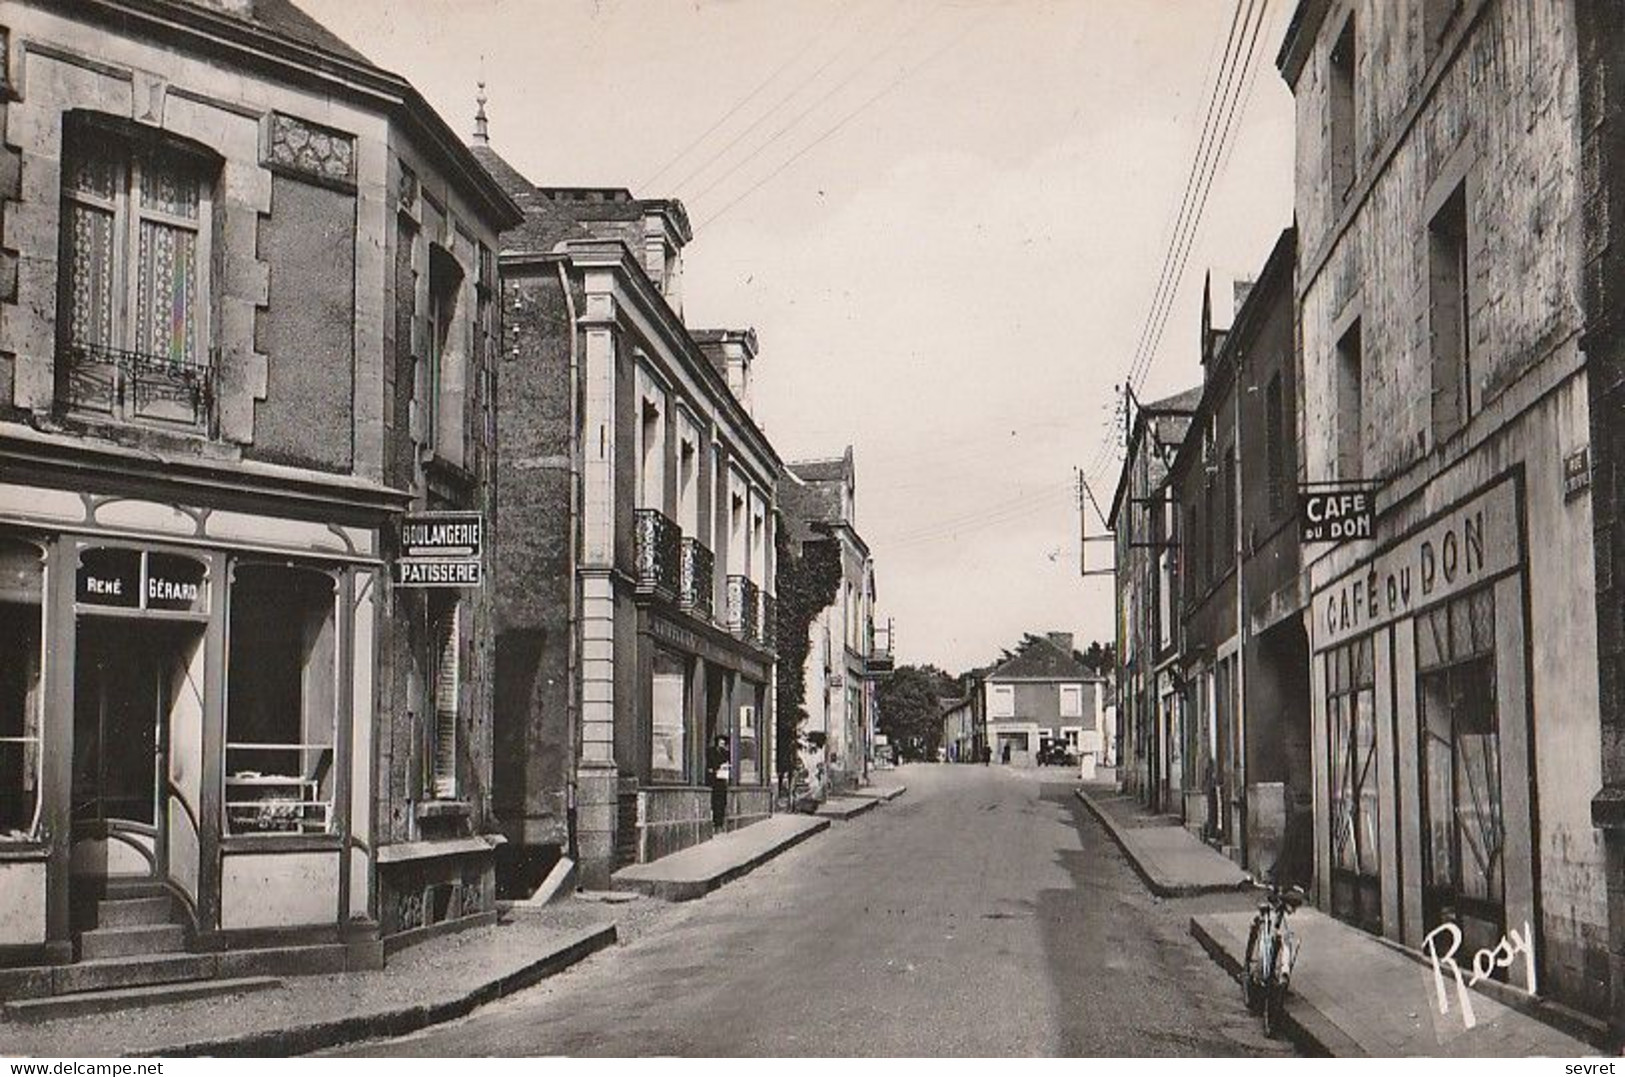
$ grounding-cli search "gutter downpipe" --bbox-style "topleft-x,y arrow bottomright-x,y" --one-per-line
559,258 -> 582,863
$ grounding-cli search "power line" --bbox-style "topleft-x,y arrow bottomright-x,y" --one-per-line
1135,0 -> 1268,385
639,2 -> 859,191
1121,0 -> 1254,395
1079,0 -> 1270,487
696,6 -> 991,229
665,1 -> 900,197
686,4 -> 943,205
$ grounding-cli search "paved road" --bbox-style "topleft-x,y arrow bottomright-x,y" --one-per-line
335,765 -> 1295,1056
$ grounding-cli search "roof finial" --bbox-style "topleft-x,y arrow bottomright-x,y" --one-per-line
474,69 -> 489,146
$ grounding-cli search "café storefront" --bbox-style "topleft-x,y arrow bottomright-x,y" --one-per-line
0,474 -> 389,969
1308,474 -> 1536,988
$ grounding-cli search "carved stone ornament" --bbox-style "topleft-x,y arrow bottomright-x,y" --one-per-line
263,111 -> 357,188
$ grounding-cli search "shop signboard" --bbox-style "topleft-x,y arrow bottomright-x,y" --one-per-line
76,547 -> 208,612
1301,487 -> 1374,544
395,511 -> 483,588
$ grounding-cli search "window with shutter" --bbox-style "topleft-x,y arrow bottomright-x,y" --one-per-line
431,599 -> 460,799
57,117 -> 214,428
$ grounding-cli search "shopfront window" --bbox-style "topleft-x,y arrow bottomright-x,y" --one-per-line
1418,588 -> 1504,958
226,565 -> 337,834
737,695 -> 761,786
0,540 -> 43,841
1327,635 -> 1380,933
651,649 -> 687,783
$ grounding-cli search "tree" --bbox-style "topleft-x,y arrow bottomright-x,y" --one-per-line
773,530 -> 843,777
876,664 -> 956,761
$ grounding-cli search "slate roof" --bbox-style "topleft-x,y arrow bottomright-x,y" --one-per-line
1147,385 -> 1204,413
181,0 -> 375,66
985,635 -> 1094,682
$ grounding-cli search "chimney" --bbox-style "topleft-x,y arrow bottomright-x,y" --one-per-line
694,329 -> 759,417
1233,277 -> 1256,318
1047,632 -> 1075,655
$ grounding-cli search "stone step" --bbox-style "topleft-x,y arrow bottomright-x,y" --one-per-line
2,976 -> 280,1024
95,895 -> 176,929
51,952 -> 218,996
99,878 -> 170,900
78,923 -> 187,960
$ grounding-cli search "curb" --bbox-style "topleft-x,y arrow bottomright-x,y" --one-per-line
140,923 -> 619,1057
613,817 -> 831,902
814,797 -> 880,820
1073,787 -> 1245,899
1188,916 -> 1366,1058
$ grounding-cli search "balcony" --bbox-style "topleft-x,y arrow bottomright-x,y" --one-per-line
726,575 -> 760,644
634,508 -> 681,598
758,591 -> 777,652
679,537 -> 714,620
58,341 -> 213,429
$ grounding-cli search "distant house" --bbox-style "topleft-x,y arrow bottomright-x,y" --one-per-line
977,634 -> 1105,770
940,696 -> 980,763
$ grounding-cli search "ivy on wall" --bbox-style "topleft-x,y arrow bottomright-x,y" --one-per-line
773,525 -> 843,776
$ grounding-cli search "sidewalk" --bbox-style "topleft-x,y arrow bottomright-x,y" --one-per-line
814,796 -> 878,819
0,904 -> 624,1058
1075,783 -> 1250,896
1191,908 -> 1603,1057
611,813 -> 829,900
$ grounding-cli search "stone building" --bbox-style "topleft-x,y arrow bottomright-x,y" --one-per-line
1575,0 -> 1625,1035
975,633 -> 1105,769
1167,231 -> 1310,876
0,0 -> 519,999
778,448 -> 886,795
472,125 -> 782,892
1278,0 -> 1605,1018
1110,386 -> 1200,812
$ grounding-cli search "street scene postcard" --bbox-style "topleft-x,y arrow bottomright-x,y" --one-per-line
0,0 -> 1620,1064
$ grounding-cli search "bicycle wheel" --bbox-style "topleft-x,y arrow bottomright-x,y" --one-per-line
1242,918 -> 1265,1014
1263,983 -> 1285,1038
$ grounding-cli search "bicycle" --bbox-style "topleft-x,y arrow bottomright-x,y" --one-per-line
1242,877 -> 1305,1038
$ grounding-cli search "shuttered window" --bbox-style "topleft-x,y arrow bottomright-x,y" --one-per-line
431,600 -> 460,799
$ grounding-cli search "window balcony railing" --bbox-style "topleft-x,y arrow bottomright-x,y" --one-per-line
680,537 -> 714,620
726,575 -> 760,644
58,340 -> 213,429
758,590 -> 777,652
634,507 -> 682,598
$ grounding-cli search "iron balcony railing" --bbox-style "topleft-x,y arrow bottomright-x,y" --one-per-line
58,340 -> 213,429
633,508 -> 682,598
680,537 -> 714,620
726,575 -> 760,644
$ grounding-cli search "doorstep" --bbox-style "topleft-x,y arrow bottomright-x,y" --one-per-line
1190,908 -> 1603,1057
610,814 -> 829,901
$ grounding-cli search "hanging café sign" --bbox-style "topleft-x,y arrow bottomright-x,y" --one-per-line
395,511 -> 483,588
1300,486 -> 1374,544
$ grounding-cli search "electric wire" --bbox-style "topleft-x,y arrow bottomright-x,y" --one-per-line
697,6 -> 992,229
639,1 -> 859,191
664,1 -> 901,197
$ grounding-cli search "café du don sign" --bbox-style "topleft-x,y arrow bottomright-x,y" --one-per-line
395,511 -> 482,587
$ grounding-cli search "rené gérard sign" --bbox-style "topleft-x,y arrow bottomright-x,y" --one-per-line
1300,487 -> 1374,544
395,511 -> 482,587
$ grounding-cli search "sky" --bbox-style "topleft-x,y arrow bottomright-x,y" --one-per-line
301,0 -> 1296,673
